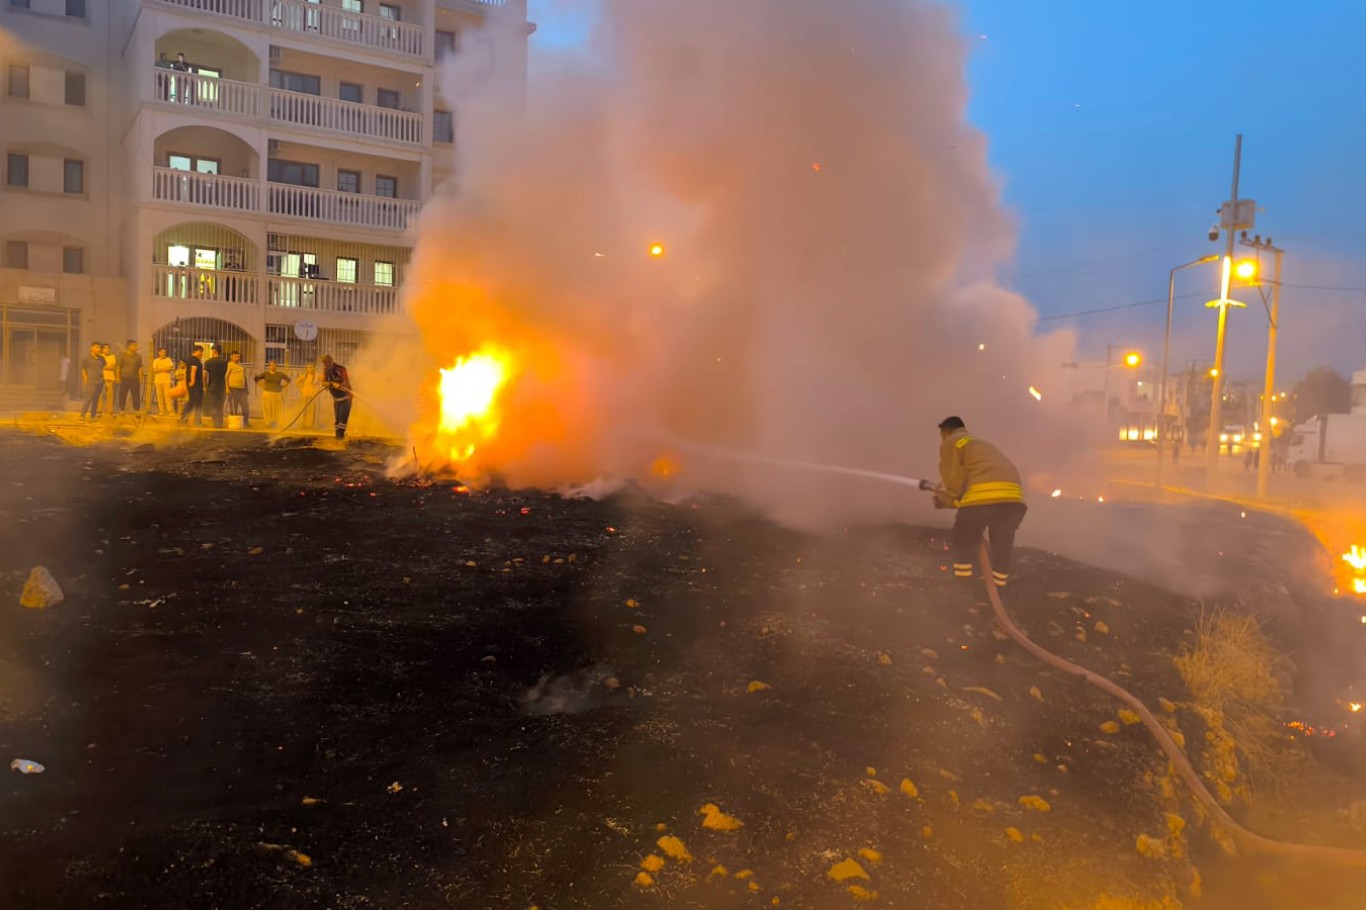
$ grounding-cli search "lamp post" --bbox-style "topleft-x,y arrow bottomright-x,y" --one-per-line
1100,345 -> 1142,440
1238,234 -> 1284,499
1156,255 -> 1220,490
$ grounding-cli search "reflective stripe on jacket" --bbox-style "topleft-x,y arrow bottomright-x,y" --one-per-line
938,429 -> 1025,507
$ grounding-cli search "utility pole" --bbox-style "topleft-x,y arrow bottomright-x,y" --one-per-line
1205,135 -> 1255,485
1244,237 -> 1284,499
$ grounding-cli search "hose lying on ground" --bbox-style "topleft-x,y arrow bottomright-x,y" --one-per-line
977,538 -> 1366,868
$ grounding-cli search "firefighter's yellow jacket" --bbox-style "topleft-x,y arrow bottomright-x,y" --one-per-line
938,429 -> 1025,508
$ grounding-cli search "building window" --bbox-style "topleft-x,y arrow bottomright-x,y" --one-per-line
376,88 -> 400,110
8,65 -> 28,99
62,246 -> 84,274
10,0 -> 31,9
168,153 -> 220,174
65,71 -> 85,106
4,240 -> 27,269
433,110 -> 453,144
336,257 -> 358,283
374,261 -> 394,286
337,169 -> 360,193
339,81 -> 363,103
341,0 -> 361,10
64,159 -> 84,193
267,159 -> 320,187
435,30 -> 457,60
375,175 -> 396,198
269,70 -> 321,96
65,0 -> 85,16
6,153 -> 28,187
379,3 -> 399,19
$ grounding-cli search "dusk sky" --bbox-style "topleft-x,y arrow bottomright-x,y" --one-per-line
524,1 -> 1366,380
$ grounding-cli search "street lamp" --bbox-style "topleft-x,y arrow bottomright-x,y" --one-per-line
1203,253 -> 1257,470
1156,254 -> 1220,490
1238,233 -> 1285,499
1101,345 -> 1143,438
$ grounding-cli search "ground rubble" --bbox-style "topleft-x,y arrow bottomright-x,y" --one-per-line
0,430 -> 1364,909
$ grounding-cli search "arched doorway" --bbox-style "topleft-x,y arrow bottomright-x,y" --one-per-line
152,317 -> 256,364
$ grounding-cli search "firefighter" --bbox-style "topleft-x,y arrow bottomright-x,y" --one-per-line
933,416 -> 1028,588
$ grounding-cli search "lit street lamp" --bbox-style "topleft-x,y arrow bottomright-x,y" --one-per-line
1237,232 -> 1285,500
1101,345 -> 1143,437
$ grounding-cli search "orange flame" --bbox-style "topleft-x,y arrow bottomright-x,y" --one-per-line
435,346 -> 515,463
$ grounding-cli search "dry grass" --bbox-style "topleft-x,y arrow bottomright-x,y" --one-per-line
1173,609 -> 1299,793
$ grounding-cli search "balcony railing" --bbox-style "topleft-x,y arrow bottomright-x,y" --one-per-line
151,167 -> 420,231
152,167 -> 260,212
149,69 -> 422,145
153,265 -> 259,304
147,0 -> 424,59
153,68 -> 260,116
266,88 -> 422,144
268,278 -> 399,315
267,184 -> 420,231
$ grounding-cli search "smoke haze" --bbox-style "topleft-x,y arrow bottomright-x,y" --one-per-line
389,0 -> 1095,527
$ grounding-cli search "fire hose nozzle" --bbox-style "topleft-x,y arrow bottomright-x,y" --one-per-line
918,479 -> 937,492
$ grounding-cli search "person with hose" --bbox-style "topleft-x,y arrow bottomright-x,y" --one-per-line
321,354 -> 353,440
932,416 -> 1027,588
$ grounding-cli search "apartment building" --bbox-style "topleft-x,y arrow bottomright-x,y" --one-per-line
0,0 -> 531,405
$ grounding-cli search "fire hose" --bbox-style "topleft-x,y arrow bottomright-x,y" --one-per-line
973,535 -> 1366,868
655,445 -> 1366,865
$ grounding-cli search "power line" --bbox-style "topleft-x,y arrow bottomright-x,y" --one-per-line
1036,293 -> 1201,323
1281,283 -> 1366,293
1036,282 -> 1366,323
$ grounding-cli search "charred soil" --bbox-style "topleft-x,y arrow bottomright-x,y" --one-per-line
0,430 -> 1364,909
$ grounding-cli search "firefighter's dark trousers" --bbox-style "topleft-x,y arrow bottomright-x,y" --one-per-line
951,501 -> 1028,588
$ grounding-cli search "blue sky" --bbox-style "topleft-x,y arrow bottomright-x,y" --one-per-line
525,1 -> 1366,376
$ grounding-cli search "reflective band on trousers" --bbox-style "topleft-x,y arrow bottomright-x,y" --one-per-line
956,481 -> 1025,507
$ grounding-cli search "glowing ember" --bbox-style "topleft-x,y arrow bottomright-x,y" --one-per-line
1051,489 -> 1062,498
650,455 -> 680,478
1350,703 -> 1363,713
1028,386 -> 1042,401
436,347 -> 514,462
648,243 -> 665,258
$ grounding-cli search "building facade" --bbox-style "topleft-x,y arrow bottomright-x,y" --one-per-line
0,0 -> 530,406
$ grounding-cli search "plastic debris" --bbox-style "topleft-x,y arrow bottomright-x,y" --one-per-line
10,759 -> 45,774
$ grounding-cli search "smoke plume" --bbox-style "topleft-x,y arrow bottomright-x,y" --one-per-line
389,0 -> 1091,526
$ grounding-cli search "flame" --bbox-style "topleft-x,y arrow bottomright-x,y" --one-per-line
650,454 -> 680,478
435,346 -> 514,463
1343,546 -> 1366,572
1350,703 -> 1363,713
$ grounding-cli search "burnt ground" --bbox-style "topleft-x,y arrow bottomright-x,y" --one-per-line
1,429 -> 1365,909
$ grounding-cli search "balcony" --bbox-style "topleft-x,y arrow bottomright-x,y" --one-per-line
153,167 -> 261,213
150,167 -> 421,231
267,184 -> 420,230
268,277 -> 399,314
151,68 -> 423,145
153,265 -> 260,305
148,0 -> 426,60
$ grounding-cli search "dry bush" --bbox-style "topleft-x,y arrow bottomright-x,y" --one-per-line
1173,609 -> 1300,793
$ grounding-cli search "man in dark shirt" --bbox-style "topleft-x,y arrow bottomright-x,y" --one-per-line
203,344 -> 229,429
179,345 -> 205,426
78,341 -> 105,421
115,340 -> 145,416
321,354 -> 353,440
